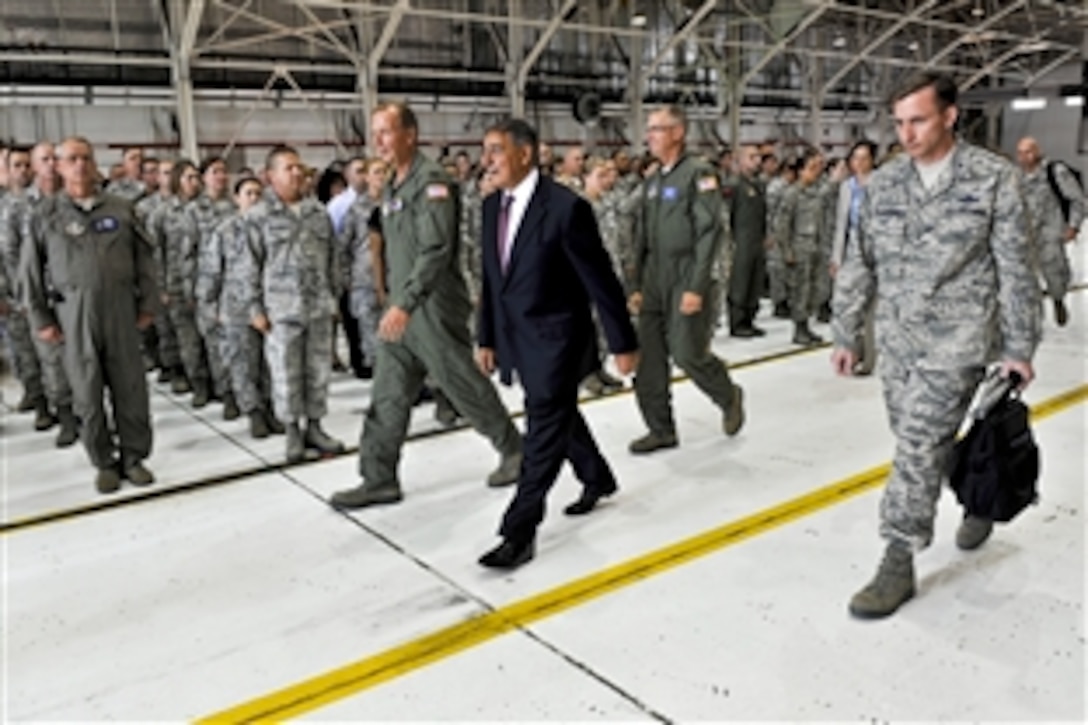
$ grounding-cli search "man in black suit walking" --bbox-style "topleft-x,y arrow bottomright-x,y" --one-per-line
475,119 -> 640,570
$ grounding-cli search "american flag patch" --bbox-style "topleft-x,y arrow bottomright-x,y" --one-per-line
697,175 -> 719,192
426,183 -> 450,200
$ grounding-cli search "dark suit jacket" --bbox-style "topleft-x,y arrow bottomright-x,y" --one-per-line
478,175 -> 638,397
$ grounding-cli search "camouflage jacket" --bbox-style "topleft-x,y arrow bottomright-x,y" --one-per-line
244,188 -> 338,323
832,142 -> 1041,368
339,193 -> 380,295
195,213 -> 252,325
147,195 -> 200,301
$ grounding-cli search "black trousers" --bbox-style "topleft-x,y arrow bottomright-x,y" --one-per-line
338,291 -> 364,374
499,379 -> 616,541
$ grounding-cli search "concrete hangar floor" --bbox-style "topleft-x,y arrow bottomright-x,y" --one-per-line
3,242 -> 1086,721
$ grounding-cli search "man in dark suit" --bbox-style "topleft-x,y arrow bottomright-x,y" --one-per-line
475,119 -> 640,570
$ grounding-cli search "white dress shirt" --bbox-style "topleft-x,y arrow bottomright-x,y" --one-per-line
500,168 -> 540,270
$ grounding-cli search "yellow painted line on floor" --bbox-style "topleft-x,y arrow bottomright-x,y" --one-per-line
0,340 -> 826,536
198,381 -> 1088,724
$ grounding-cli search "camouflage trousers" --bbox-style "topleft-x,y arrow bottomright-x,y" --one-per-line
265,316 -> 333,424
155,306 -> 180,370
1031,235 -> 1072,300
785,245 -> 821,322
4,309 -> 44,402
168,304 -> 209,389
766,242 -> 787,305
223,323 -> 270,414
349,287 -> 381,367
34,337 -> 72,408
197,312 -> 233,398
879,357 -> 984,550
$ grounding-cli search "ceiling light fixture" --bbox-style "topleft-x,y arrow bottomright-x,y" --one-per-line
1065,96 -> 1085,107
1011,97 -> 1047,111
832,35 -> 846,48
630,14 -> 648,27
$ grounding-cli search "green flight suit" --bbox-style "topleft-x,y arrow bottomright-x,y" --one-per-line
357,152 -> 520,487
724,173 -> 767,330
632,152 -> 739,437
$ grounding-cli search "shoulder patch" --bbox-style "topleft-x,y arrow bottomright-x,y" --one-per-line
426,183 -> 450,201
697,175 -> 719,192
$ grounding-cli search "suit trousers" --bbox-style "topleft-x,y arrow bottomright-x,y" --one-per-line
500,383 -> 616,541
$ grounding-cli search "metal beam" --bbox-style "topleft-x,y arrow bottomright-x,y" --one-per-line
922,0 -> 1026,70
737,1 -> 832,91
515,0 -> 577,96
172,0 -> 205,161
199,19 -> 355,56
960,33 -> 1050,91
291,0 -> 358,61
370,0 -> 409,76
197,0 -> 253,54
642,0 -> 717,80
205,0 -> 348,58
1024,48 -> 1078,87
821,0 -> 941,96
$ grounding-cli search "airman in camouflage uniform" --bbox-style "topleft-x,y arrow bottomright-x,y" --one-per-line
147,162 -> 210,406
628,106 -> 745,454
832,74 -> 1041,619
189,179 -> 238,416
137,160 -> 183,387
764,163 -> 797,318
459,172 -> 485,314
773,149 -> 828,346
10,144 -> 79,446
23,137 -> 159,494
339,180 -> 384,369
1,147 -> 50,423
244,147 -> 344,462
197,177 -> 281,439
1016,137 -> 1073,326
329,102 -> 522,510
106,148 -> 147,203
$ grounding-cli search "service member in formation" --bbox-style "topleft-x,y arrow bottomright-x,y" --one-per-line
773,148 -> 829,346
22,137 -> 159,493
723,143 -> 768,338
329,101 -> 522,510
245,146 -> 345,462
831,73 -> 1040,619
627,105 -> 745,454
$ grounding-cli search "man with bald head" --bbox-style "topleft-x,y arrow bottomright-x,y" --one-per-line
22,137 -> 159,493
1016,136 -> 1075,326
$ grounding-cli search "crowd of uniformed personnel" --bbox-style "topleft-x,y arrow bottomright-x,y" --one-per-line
0,103 -> 1081,500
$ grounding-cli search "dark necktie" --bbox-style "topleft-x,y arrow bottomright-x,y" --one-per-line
497,193 -> 514,274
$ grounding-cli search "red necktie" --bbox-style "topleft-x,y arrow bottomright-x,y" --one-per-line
497,194 -> 514,274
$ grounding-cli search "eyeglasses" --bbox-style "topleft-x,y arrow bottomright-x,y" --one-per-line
646,124 -> 678,134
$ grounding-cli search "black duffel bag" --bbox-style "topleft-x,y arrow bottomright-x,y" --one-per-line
948,370 -> 1040,523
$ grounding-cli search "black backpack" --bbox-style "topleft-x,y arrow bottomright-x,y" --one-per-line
1046,160 -> 1084,226
948,371 -> 1040,523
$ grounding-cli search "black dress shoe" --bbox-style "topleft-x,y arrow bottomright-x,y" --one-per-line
478,537 -> 535,569
564,486 -> 617,516
730,326 -> 758,338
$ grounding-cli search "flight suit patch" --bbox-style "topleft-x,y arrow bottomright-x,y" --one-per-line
65,221 -> 86,236
662,186 -> 678,201
697,175 -> 719,192
93,217 -> 119,233
426,184 -> 450,200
